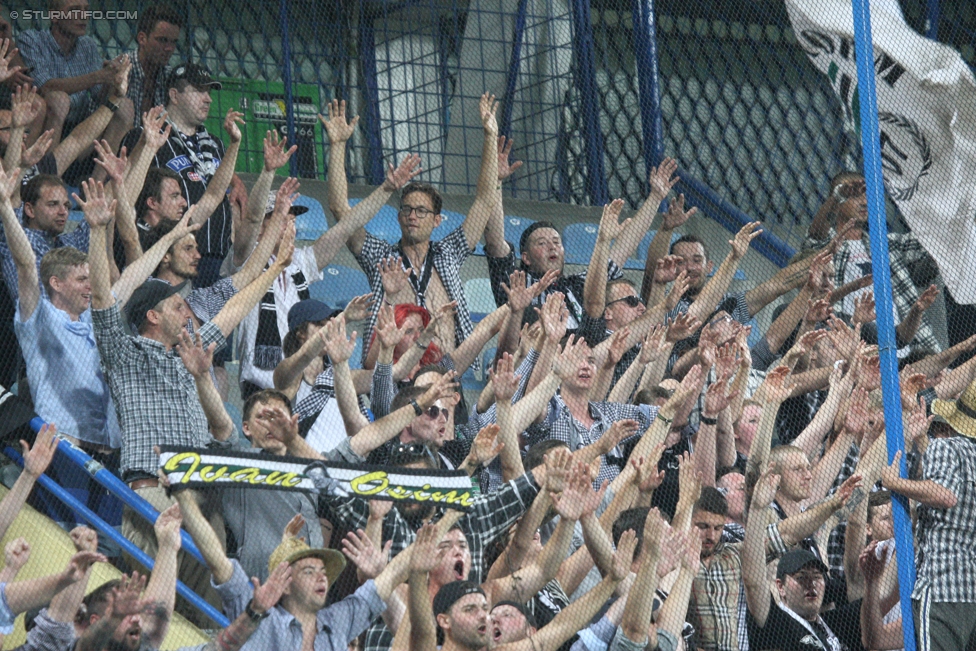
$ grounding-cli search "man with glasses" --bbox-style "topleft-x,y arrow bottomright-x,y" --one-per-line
324,94 -> 500,365
601,278 -> 646,385
805,171 -> 941,358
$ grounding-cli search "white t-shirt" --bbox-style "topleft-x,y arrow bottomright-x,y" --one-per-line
238,246 -> 322,389
841,239 -> 907,358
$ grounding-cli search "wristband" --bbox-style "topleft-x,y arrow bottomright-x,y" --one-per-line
104,99 -> 119,113
656,412 -> 673,426
245,599 -> 269,621
700,414 -> 718,425
410,399 -> 423,416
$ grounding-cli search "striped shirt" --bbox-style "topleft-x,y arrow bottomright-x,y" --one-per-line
913,435 -> 976,602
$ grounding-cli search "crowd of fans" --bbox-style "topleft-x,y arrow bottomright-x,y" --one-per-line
0,2 -> 973,651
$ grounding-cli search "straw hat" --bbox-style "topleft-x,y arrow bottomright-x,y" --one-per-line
268,537 -> 346,583
931,379 -> 976,439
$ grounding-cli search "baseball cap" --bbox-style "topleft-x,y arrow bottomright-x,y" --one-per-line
433,581 -> 485,617
265,189 -> 309,216
287,299 -> 337,332
491,600 -> 537,628
126,279 -> 187,330
776,549 -> 828,580
166,62 -> 222,92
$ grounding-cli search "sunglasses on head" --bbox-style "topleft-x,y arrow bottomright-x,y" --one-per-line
607,295 -> 643,308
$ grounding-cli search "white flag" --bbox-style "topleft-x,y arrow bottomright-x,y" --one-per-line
786,0 -> 976,303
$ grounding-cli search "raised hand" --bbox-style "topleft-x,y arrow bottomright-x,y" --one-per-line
22,423 -> 59,478
10,84 -> 39,129
597,198 -> 629,242
341,529 -> 391,579
611,530 -> 638,580
223,109 -> 245,144
321,315 -> 357,365
469,424 -> 504,467
904,397 -> 934,447
92,139 -> 128,184
553,334 -> 588,381
0,39 -> 22,84
258,404 -> 300,448
752,468 -> 781,508
64,550 -> 108,583
680,529 -> 702,573
282,514 -> 306,542
419,369 -> 459,407
480,92 -> 499,136
543,447 -> 573,495
497,136 -> 523,181
21,129 -> 54,169
858,540 -> 886,582
664,310 -> 699,344
141,106 -> 172,151
4,538 -> 30,572
606,327 -> 632,366
263,129 -> 298,172
755,365 -> 795,404
374,304 -> 404,350
319,99 -> 360,144
538,292 -> 569,342
676,451 -> 702,507
914,283 -> 939,312
551,463 -> 595,521
656,526 -> 682,577
794,329 -> 827,358
488,352 -> 521,403
713,342 -> 739,379
653,255 -> 681,285
112,54 -> 131,96
175,330 -> 216,379
377,256 -> 412,298
649,157 -> 680,202
832,473 -> 863,508
382,154 -> 423,192
631,446 -> 666,494
74,179 -> 117,229
843,387 -> 871,439
641,507 -> 667,558
251,561 -> 293,614
502,268 -> 556,313
410,523 -> 441,573
0,160 -> 20,201
638,324 -> 669,364
153,503 -> 183,552
669,363 -> 704,408
70,526 -> 98,553
343,293 -> 374,323
852,290 -> 876,325
598,418 -> 639,456
703,377 -> 737,418
107,573 -> 149,620
729,221 -> 762,260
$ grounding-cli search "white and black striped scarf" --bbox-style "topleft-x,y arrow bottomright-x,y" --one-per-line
253,268 -> 310,371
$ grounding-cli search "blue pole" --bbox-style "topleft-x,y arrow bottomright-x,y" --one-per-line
358,9 -> 386,185
3,446 -> 230,628
925,0 -> 940,40
279,0 -> 298,178
851,1 -> 918,649
500,0 -> 528,138
631,0 -> 665,174
569,0 -> 608,205
28,419 -> 208,566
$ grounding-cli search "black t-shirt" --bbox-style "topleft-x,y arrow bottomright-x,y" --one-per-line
746,595 -> 864,651
120,125 -> 232,260
20,151 -> 59,186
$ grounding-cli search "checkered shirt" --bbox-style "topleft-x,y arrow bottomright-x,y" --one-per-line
125,48 -> 170,126
688,541 -> 743,651
91,302 -> 227,477
825,440 -> 860,578
354,228 -> 474,367
0,210 -> 90,300
323,473 -> 540,651
184,276 -> 237,323
18,30 -> 102,122
527,396 -> 657,488
912,435 -> 976,602
805,229 -> 940,355
486,248 -> 619,344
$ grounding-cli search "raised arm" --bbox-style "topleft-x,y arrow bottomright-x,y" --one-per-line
616,157 -> 682,269
320,99 -> 357,221
744,254 -> 818,318
462,93 -> 501,250
482,136 -> 521,258
77,180 -> 118,309
169,485 -> 235,585
3,84 -> 40,177
5,550 -> 104,616
742,468 -> 779,628
778,473 -> 862,547
140,505 -> 182,648
489,353 -> 528,482
619,508 -> 665,644
123,107 -> 171,206
407,524 -> 440,651
745,366 -> 795,483
186,110 -> 244,226
211,222 -> 295,337
685,221 -> 761,324
656,529 -> 701,643
176,331 -> 235,441
0,425 -> 58,542
92,139 -> 142,266
583,199 -> 627,318
234,130 -> 297,267
859,541 -> 905,651
881,449 -> 958,509
46,528 -> 96,624
0,163 -> 39,318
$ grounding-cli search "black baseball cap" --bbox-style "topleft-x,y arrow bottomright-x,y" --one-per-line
518,220 -> 558,255
776,549 -> 828,580
167,62 -> 222,92
286,299 -> 337,332
491,600 -> 537,628
433,581 -> 485,617
126,279 -> 187,330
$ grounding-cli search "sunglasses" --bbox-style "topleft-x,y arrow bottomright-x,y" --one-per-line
390,442 -> 436,464
607,295 -> 643,308
424,405 -> 450,420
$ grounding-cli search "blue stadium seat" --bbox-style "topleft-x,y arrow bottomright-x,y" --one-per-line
464,278 -> 497,321
293,196 -> 329,241
351,198 -> 402,244
563,222 -> 600,266
625,230 -> 684,270
309,265 -> 372,309
68,210 -> 85,223
349,332 -> 365,370
432,209 -> 466,241
461,366 -> 486,393
474,215 -> 537,256
481,346 -> 497,377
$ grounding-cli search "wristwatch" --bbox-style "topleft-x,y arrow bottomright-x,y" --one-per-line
104,98 -> 120,113
245,599 -> 269,621
700,414 -> 718,425
410,399 -> 423,416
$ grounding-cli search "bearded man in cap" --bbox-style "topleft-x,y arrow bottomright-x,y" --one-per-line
881,380 -> 976,651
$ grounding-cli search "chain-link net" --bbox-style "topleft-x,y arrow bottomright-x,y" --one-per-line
2,0 -> 976,648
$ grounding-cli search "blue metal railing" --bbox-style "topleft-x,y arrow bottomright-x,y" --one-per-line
17,418 -> 229,627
